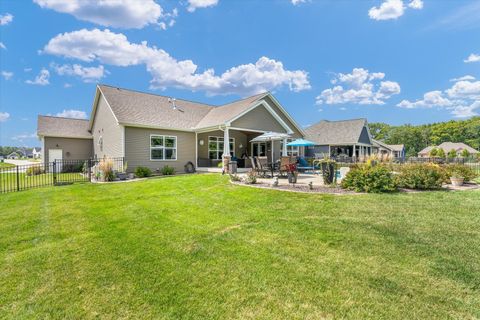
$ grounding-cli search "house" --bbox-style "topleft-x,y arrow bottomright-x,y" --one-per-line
418,142 -> 479,157
372,139 -> 405,160
37,84 -> 305,172
7,152 -> 20,159
32,147 -> 42,159
304,119 -> 374,159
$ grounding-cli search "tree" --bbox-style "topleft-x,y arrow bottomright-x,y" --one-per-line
461,149 -> 470,158
429,148 -> 438,157
448,149 -> 457,159
437,148 -> 446,158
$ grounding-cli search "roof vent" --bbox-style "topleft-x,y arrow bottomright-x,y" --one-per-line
168,97 -> 177,110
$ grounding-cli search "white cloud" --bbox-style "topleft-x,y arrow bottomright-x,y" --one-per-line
51,63 -> 106,82
64,83 -> 73,88
0,42 -> 6,50
33,0 -> 164,29
398,78 -> 480,117
25,68 -> 50,86
464,53 -> 480,63
408,0 -> 423,10
0,13 -> 13,25
1,71 -> 13,80
450,75 -> 475,82
316,68 -> 400,105
55,109 -> 88,119
187,0 -> 219,12
291,0 -> 306,5
12,133 -> 37,142
0,112 -> 10,122
446,80 -> 480,99
42,28 -> 310,96
368,0 -> 422,20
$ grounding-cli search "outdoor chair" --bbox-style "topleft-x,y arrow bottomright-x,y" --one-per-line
297,157 -> 318,173
255,156 -> 271,177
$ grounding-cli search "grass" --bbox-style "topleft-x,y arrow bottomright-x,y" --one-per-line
1,172 -> 84,192
0,162 -> 15,169
1,174 -> 479,319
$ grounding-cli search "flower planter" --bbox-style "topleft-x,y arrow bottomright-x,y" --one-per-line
287,172 -> 298,184
450,177 -> 464,187
320,162 -> 335,185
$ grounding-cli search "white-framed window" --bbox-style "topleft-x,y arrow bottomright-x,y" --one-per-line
208,136 -> 234,160
150,135 -> 177,161
280,138 -> 299,156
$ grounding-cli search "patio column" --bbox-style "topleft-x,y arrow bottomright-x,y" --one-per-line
282,138 -> 288,157
223,127 -> 231,173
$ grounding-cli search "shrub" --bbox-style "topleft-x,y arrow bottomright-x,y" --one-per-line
61,163 -> 83,173
341,165 -> 397,193
244,170 -> 257,184
229,173 -> 241,182
447,149 -> 457,159
429,148 -> 438,157
461,149 -> 470,158
437,148 -> 446,158
25,165 -> 44,176
217,161 -> 224,168
161,165 -> 175,175
443,164 -> 477,182
396,163 -> 444,190
99,158 -> 115,181
135,166 -> 152,178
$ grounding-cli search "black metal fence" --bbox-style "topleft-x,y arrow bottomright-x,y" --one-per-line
0,157 -> 125,194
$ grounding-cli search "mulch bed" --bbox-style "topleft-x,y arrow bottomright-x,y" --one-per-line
232,181 -> 357,195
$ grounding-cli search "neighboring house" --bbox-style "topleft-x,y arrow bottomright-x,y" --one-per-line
7,152 -> 20,159
304,119 -> 374,159
372,139 -> 405,160
32,147 -> 42,159
418,142 -> 479,157
37,84 -> 305,172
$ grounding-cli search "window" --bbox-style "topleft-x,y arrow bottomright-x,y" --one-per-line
98,136 -> 103,152
208,136 -> 234,160
150,135 -> 177,160
280,139 -> 299,156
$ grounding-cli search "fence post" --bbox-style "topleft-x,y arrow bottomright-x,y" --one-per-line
88,159 -> 92,182
53,161 -> 57,185
16,166 -> 20,191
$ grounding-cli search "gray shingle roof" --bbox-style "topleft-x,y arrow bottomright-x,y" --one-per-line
373,139 -> 404,152
98,85 -> 266,130
438,142 -> 478,153
304,119 -> 368,145
37,116 -> 92,139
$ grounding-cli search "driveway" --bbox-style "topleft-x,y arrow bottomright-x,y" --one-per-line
4,159 -> 39,166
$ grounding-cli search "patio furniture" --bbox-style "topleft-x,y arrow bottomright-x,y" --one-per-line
297,157 -> 318,174
255,156 -> 271,177
279,156 -> 296,177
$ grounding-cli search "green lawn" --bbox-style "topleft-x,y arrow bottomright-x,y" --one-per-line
1,172 -> 85,192
1,175 -> 479,319
0,162 -> 15,169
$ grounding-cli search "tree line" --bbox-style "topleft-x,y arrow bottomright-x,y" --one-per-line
370,117 -> 480,157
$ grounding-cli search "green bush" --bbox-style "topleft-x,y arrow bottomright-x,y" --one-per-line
161,165 -> 175,175
25,165 -> 44,176
341,165 -> 397,193
135,166 -> 152,178
396,163 -> 444,190
447,149 -> 457,159
443,164 -> 477,182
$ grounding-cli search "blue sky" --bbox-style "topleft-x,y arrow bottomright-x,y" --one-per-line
1,0 -> 479,147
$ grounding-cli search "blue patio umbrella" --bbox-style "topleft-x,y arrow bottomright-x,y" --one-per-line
286,139 -> 316,147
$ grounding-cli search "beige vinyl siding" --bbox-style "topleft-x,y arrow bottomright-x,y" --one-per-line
231,105 -> 287,133
260,96 -> 303,139
197,130 -> 248,160
43,137 -> 93,163
91,93 -> 123,159
124,127 -> 195,173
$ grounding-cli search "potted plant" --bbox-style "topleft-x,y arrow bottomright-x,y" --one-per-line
286,163 -> 298,184
450,174 -> 464,187
319,159 -> 336,185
